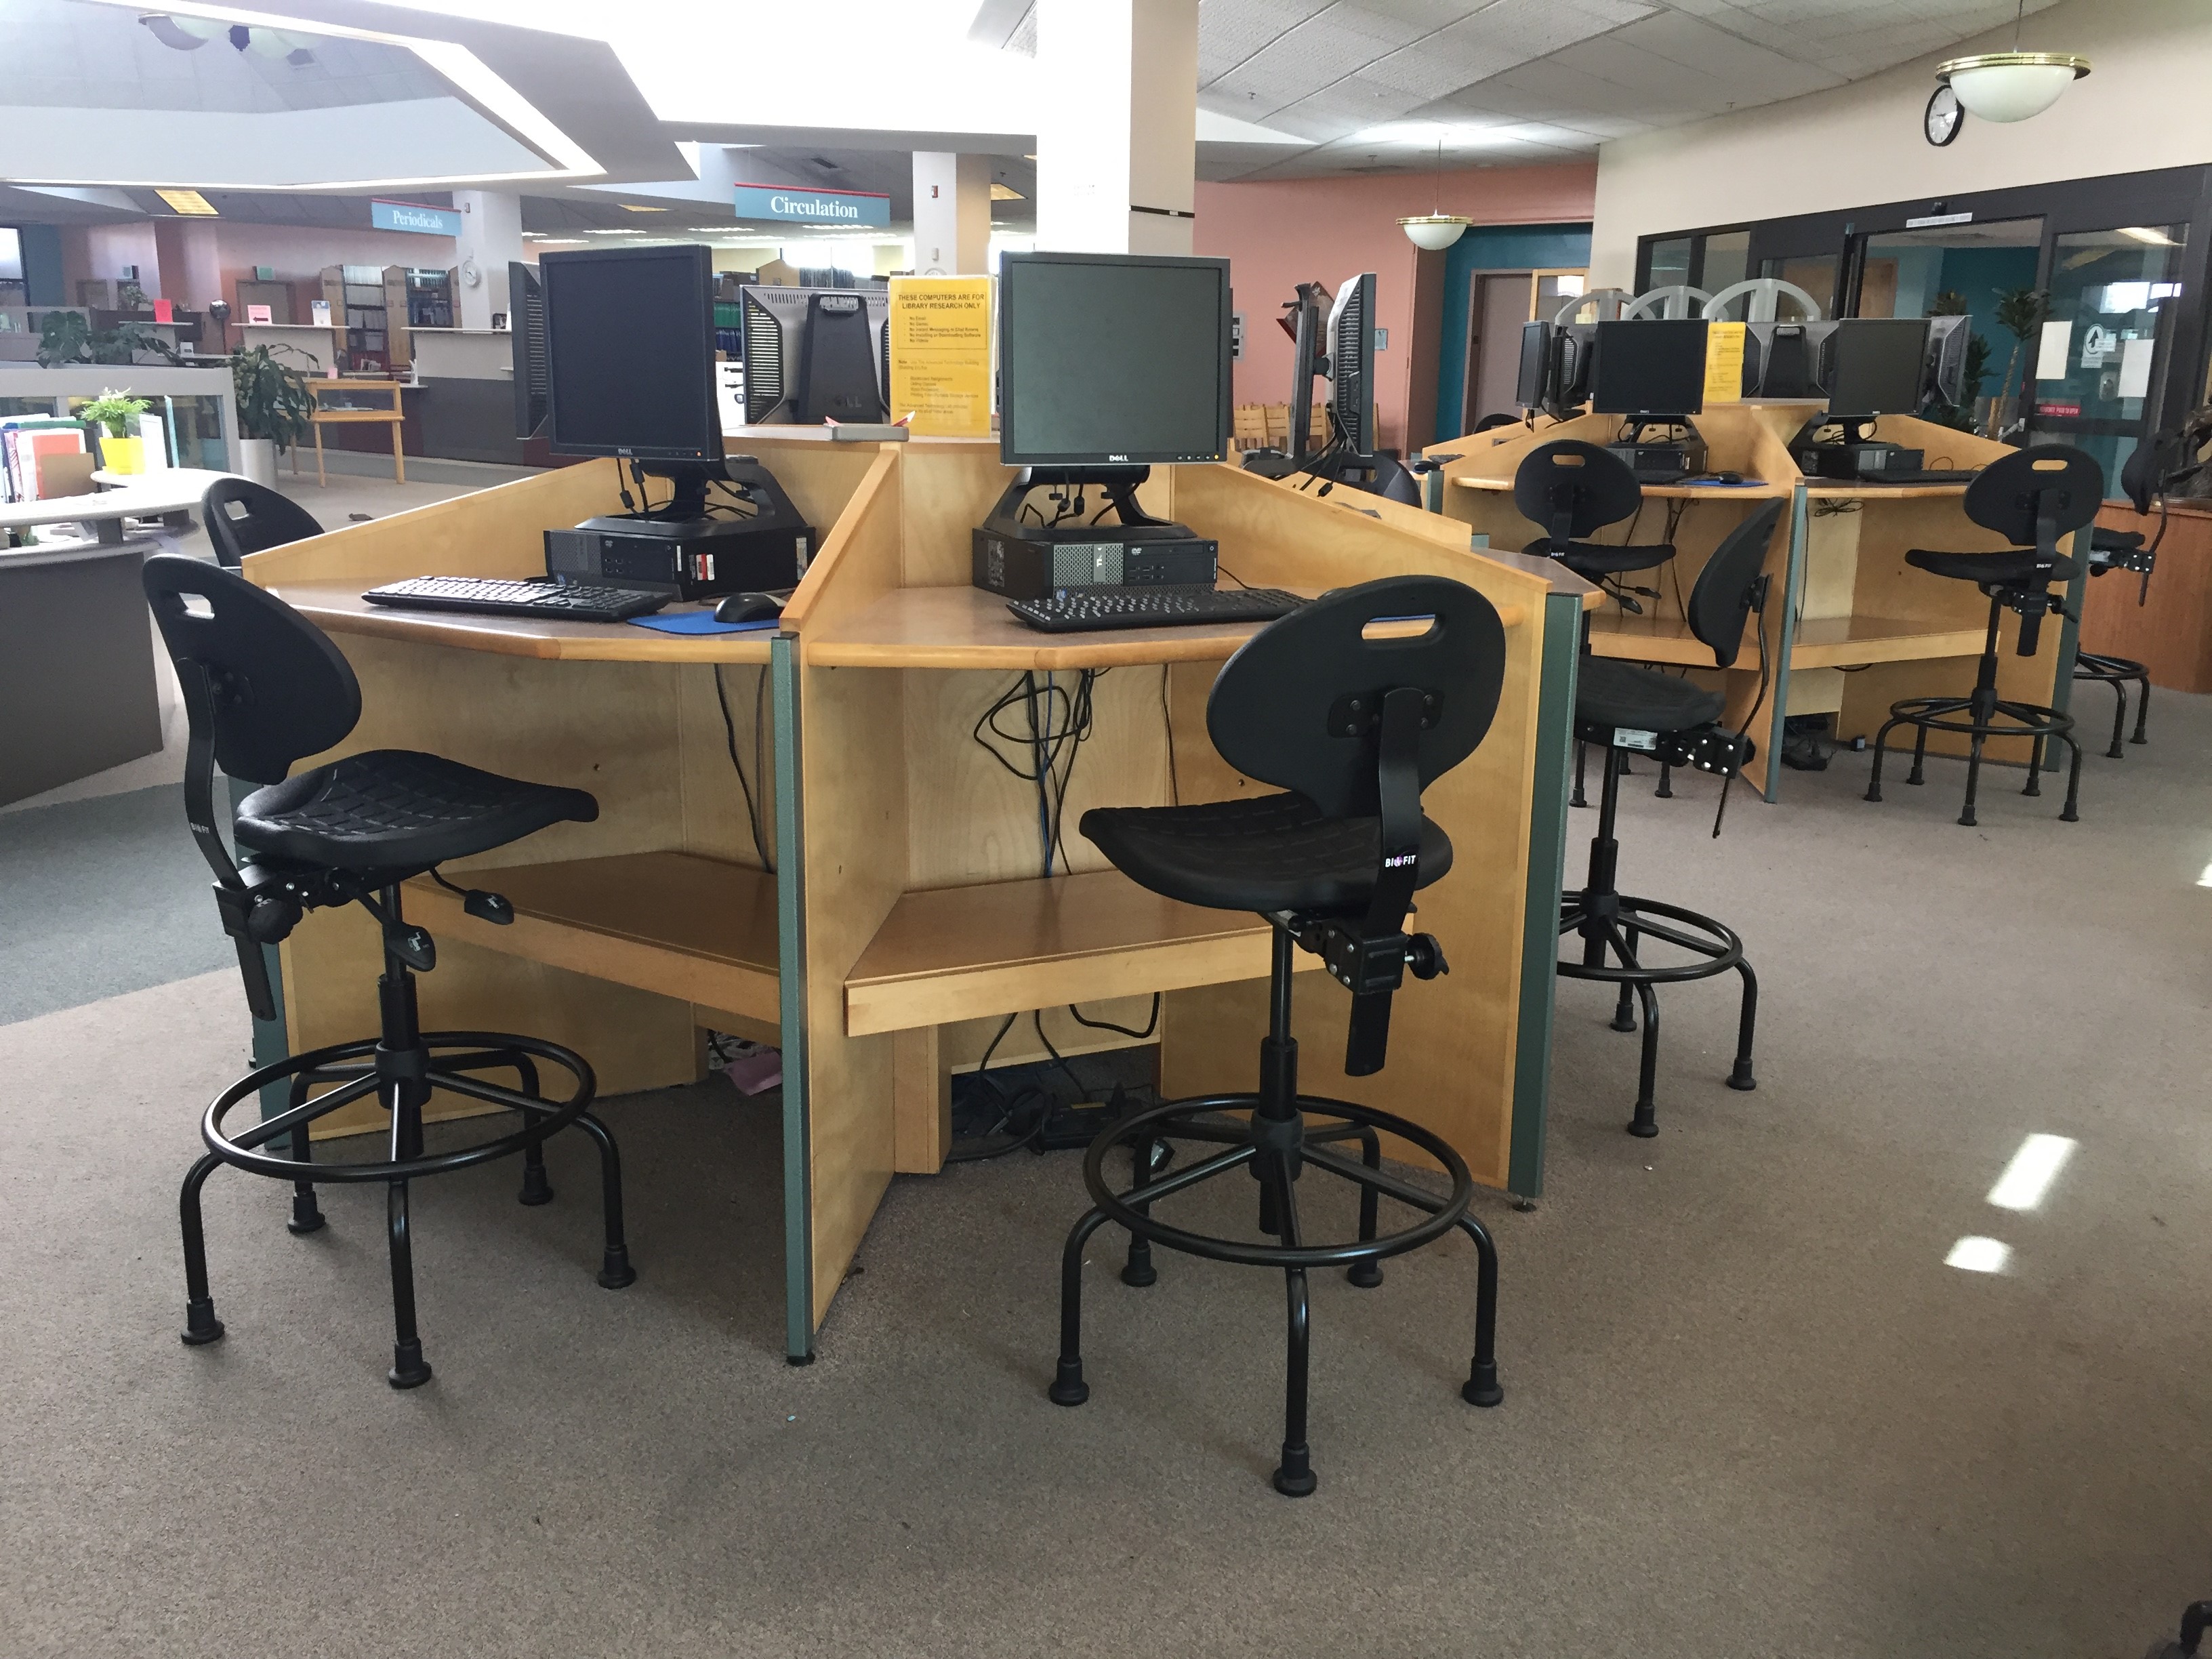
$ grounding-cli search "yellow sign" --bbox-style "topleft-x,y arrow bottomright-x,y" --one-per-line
888,276 -> 993,437
1704,321 -> 1746,405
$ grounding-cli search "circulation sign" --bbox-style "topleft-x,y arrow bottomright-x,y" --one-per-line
733,183 -> 891,228
371,199 -> 462,237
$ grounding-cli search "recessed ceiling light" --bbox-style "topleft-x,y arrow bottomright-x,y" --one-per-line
989,183 -> 1024,201
621,204 -> 668,213
155,188 -> 218,216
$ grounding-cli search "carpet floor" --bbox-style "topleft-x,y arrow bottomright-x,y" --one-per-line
2,694 -> 2207,1658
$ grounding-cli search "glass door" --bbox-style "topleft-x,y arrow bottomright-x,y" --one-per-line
2026,224 -> 2188,484
1850,217 -> 2045,433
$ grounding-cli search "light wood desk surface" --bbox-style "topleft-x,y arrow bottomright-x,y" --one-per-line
270,580 -> 776,665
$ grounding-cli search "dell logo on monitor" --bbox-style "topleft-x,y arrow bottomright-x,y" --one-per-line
1109,453 -> 1130,462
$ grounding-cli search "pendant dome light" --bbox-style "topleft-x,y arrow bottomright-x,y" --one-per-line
1937,1 -> 2089,124
1399,137 -> 1470,251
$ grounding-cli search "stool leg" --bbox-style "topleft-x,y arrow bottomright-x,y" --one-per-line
1655,762 -> 1673,799
510,1054 -> 553,1206
1958,722 -> 1988,827
2056,729 -> 2083,823
2131,673 -> 2150,745
1571,741 -> 1588,808
1906,721 -> 1930,787
1050,1207 -> 1111,1406
1458,1212 -> 1504,1408
569,1112 -> 638,1289
2023,729 -> 2045,796
1273,1264 -> 1316,1497
179,1151 -> 226,1345
386,1179 -> 431,1389
287,1072 -> 325,1235
1728,958 -> 1759,1092
1120,1130 -> 1158,1288
1865,716 -> 1899,802
2106,678 -> 2129,759
1347,1124 -> 1383,1288
1611,923 -> 1639,1032
1628,975 -> 1662,1138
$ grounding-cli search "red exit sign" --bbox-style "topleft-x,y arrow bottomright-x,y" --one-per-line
2036,402 -> 2082,417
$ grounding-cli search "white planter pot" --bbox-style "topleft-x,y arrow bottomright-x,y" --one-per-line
237,437 -> 277,487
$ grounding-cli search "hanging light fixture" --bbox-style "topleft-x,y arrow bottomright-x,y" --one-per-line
1399,136 -> 1470,251
1937,0 -> 2089,124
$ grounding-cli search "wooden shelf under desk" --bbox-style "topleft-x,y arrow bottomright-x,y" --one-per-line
1586,610 -> 1715,665
844,867 -> 1319,1037
1788,614 -> 1988,668
1452,476 -> 1791,501
268,581 -> 777,664
405,851 -> 779,1026
804,584 -> 1314,670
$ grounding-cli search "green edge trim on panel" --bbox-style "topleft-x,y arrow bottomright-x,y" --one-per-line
1507,590 -> 1581,1200
1764,480 -> 1809,804
771,632 -> 815,1363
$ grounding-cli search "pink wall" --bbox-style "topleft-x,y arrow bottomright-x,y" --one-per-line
1195,161 -> 1596,453
202,221 -> 457,316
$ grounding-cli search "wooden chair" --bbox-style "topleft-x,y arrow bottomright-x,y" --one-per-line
1231,405 -> 1269,452
303,380 -> 406,487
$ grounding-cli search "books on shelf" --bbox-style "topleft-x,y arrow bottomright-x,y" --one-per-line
0,417 -> 88,504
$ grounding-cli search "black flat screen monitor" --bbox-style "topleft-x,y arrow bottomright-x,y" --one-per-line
541,244 -> 719,462
510,260 -> 548,439
1824,318 -> 1931,420
1591,319 -> 1708,417
1000,251 -> 1231,466
1513,320 -> 1550,409
1326,271 -> 1376,455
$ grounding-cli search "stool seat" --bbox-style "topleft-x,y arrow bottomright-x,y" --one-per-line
1080,792 -> 1451,914
2091,526 -> 2146,555
1576,657 -> 1725,733
236,749 -> 598,871
1523,535 -> 1677,578
1904,546 -> 2081,586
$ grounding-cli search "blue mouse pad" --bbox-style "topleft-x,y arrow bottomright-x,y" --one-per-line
629,611 -> 779,636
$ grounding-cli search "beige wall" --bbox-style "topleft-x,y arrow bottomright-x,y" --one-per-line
1590,0 -> 2212,286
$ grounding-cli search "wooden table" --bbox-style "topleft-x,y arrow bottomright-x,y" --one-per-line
239,436 -> 1579,1361
304,380 -> 406,485
2081,499 -> 2212,692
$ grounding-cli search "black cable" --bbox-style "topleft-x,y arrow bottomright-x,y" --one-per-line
714,663 -> 773,871
1217,565 -> 1252,589
1067,996 -> 1160,1040
1160,664 -> 1179,806
1032,1010 -> 1089,1098
944,1014 -> 1046,1164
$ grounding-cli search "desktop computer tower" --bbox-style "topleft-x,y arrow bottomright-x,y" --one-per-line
972,524 -> 1219,600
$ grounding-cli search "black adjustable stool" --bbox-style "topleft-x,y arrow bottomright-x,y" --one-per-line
1048,576 -> 1508,1498
1514,440 -> 1679,806
1561,499 -> 1781,1137
2073,439 -> 2166,756
201,476 -> 323,569
144,555 -> 636,1389
1865,445 -> 2102,826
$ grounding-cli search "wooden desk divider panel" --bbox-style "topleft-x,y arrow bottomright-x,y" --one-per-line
2081,499 -> 2212,692
1425,407 -> 2086,794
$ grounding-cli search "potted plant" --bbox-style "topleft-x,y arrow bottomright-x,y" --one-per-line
77,389 -> 152,474
230,343 -> 316,486
1987,286 -> 2051,441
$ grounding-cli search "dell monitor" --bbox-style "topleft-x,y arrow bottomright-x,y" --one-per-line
1822,317 -> 1931,420
509,260 -> 548,440
999,250 -> 1231,466
1513,320 -> 1551,410
1325,271 -> 1376,455
1591,319 -> 1708,418
541,244 -> 719,467
739,286 -> 890,425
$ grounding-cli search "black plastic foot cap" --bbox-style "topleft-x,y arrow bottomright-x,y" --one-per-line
1727,1064 -> 1757,1092
1864,789 -> 1882,802
1464,1362 -> 1504,1408
181,1299 -> 225,1346
287,1207 -> 326,1236
1273,1450 -> 1317,1498
1610,1013 -> 1638,1033
598,1246 -> 637,1290
388,1342 -> 432,1389
1120,1260 -> 1158,1288
1048,1358 -> 1089,1406
518,1172 -> 554,1206
2060,807 -> 2080,823
1627,1118 -> 1658,1139
1346,1261 -> 1383,1289
1957,813 -> 1977,827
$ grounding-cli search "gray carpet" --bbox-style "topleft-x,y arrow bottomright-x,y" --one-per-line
0,783 -> 230,1025
3,697 -> 2209,1658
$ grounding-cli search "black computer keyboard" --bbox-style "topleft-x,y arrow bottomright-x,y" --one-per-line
1860,469 -> 1981,485
1006,585 -> 1305,634
362,575 -> 670,623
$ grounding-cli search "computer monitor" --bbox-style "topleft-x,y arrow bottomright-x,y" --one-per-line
509,260 -> 548,440
739,286 -> 890,425
1923,315 -> 1969,408
1822,318 -> 1931,420
540,244 -> 720,465
1590,319 -> 1708,418
1513,320 -> 1550,409
1325,271 -> 1376,455
1742,321 -> 1831,400
999,250 -> 1231,466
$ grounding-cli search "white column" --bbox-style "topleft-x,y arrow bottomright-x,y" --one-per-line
451,190 -> 524,331
911,152 -> 993,274
1034,0 -> 1197,255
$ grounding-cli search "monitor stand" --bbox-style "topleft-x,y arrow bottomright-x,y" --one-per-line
980,466 -> 1189,541
577,456 -> 808,542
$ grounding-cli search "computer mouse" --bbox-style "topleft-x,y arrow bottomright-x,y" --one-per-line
1711,470 -> 1744,485
715,592 -> 783,625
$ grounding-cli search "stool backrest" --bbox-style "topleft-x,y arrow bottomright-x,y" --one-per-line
1963,445 -> 2104,551
1686,499 -> 1785,670
1206,575 -> 1505,819
203,478 -> 324,570
142,553 -> 361,785
1513,439 -> 1641,548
